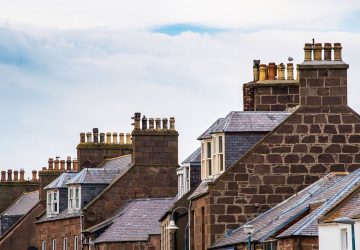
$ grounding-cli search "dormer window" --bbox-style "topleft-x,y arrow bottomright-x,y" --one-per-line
206,141 -> 212,176
68,186 -> 81,213
46,190 -> 59,216
218,135 -> 224,172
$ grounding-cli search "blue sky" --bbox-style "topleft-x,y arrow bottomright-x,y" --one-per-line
1,0 -> 360,177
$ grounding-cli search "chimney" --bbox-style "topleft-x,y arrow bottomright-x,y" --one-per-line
32,170 -> 37,181
119,133 -> 125,144
48,158 -> 54,170
7,169 -> 12,182
13,170 -> 19,182
1,171 -> 6,182
106,132 -> 111,143
20,169 -> 25,182
54,159 -> 59,170
126,133 -> 131,144
66,156 -> 72,170
73,159 -> 79,172
93,128 -> 99,143
268,62 -> 277,80
60,160 -> 65,171
298,42 -> 348,107
112,133 -> 118,144
259,64 -> 267,81
287,63 -> 294,80
278,63 -> 285,80
100,133 -> 105,143
131,112 -> 178,166
253,60 -> 260,82
80,133 -> 86,143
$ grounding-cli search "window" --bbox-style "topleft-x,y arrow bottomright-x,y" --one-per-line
206,142 -> 212,176
218,136 -> 224,171
74,236 -> 78,250
341,228 -> 348,250
185,166 -> 190,191
263,241 -> 277,250
47,190 -> 59,216
42,241 -> 46,250
63,238 -> 68,250
68,186 -> 81,213
52,239 -> 56,250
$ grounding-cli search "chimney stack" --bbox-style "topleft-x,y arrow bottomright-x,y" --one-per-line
20,169 -> 25,182
1,171 -> 6,182
93,128 -> 99,143
7,169 -> 12,182
60,160 -> 65,171
32,170 -> 37,182
287,63 -> 294,80
100,133 -> 105,143
299,42 -> 348,107
80,133 -> 86,143
278,63 -> 285,80
119,133 -> 125,144
13,170 -> 19,182
48,158 -> 54,170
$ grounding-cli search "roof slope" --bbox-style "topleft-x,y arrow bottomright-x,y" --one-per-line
211,170 -> 360,248
45,173 -> 77,189
1,190 -> 39,216
94,198 -> 174,243
100,155 -> 132,171
182,147 -> 201,165
198,118 -> 224,140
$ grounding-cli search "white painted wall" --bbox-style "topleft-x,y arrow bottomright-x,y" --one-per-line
319,221 -> 360,250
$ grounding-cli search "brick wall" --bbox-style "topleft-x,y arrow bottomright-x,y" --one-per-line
36,216 -> 81,250
191,195 -> 211,250
225,132 -> 267,169
277,236 -> 318,250
243,82 -> 299,111
0,182 -> 39,213
95,235 -> 161,250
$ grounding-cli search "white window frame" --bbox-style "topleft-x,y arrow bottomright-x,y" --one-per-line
74,236 -> 79,250
47,190 -> 59,216
52,239 -> 56,250
206,141 -> 212,177
218,135 -> 225,172
341,228 -> 348,250
63,237 -> 68,250
68,186 -> 81,213
42,241 -> 46,250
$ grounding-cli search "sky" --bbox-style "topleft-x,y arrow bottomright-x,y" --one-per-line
1,0 -> 360,178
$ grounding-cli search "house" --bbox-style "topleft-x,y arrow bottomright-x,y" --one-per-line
318,176 -> 360,250
188,42 -> 360,250
210,170 -> 360,250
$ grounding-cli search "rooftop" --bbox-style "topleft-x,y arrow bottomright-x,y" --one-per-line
44,173 -> 77,189
211,170 -> 360,248
182,147 -> 201,165
1,190 -> 39,217
93,197 -> 174,243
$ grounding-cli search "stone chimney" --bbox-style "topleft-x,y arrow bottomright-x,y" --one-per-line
298,42 -> 348,107
243,60 -> 299,111
131,112 -> 178,166
77,128 -> 133,169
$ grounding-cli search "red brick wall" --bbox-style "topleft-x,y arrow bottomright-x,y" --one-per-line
243,82 -> 299,111
96,235 -> 161,250
0,203 -> 44,250
36,217 -> 81,250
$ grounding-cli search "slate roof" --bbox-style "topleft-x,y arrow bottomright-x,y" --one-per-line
182,148 -> 201,165
67,155 -> 132,185
188,179 -> 211,200
36,208 -> 81,223
93,198 -> 174,243
211,170 -> 360,248
1,190 -> 39,216
197,112 -> 290,140
100,154 -> 132,171
44,173 -> 77,189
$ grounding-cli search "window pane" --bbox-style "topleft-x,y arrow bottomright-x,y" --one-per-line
207,160 -> 212,176
206,142 -> 211,158
219,154 -> 224,171
218,136 -> 223,153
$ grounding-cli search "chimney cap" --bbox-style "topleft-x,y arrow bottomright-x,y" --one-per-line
93,128 -> 99,133
253,60 -> 260,67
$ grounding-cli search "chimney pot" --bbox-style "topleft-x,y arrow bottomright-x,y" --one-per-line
20,168 -> 25,182
133,112 -> 141,130
169,117 -> 175,130
334,43 -> 342,61
287,63 -> 294,80
31,170 -> 37,182
259,64 -> 267,81
277,63 -> 285,80
304,43 -> 313,61
313,43 -> 322,61
93,128 -> 99,143
1,171 -> 5,182
112,133 -> 118,144
7,169 -> 12,182
106,132 -> 111,143
80,133 -> 86,143
100,133 -> 105,143
142,116 -> 148,130
72,160 -> 79,172
126,133 -> 131,144
86,132 -> 92,143
162,118 -> 168,130
323,43 -> 332,61
66,156 -> 72,170
54,159 -> 60,170
119,133 -> 125,144
60,160 -> 65,171
149,118 -> 155,129
13,170 -> 19,182
48,158 -> 54,170
268,63 -> 277,80
253,60 -> 260,82
155,118 -> 161,130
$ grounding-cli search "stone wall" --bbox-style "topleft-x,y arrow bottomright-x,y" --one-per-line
243,82 -> 299,111
36,216 -> 81,250
225,132 -> 267,169
191,195 -> 211,250
277,236 -> 319,250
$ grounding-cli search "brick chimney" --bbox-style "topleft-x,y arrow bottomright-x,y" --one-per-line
243,60 -> 299,111
77,128 -> 133,169
131,112 -> 178,166
298,42 -> 348,106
